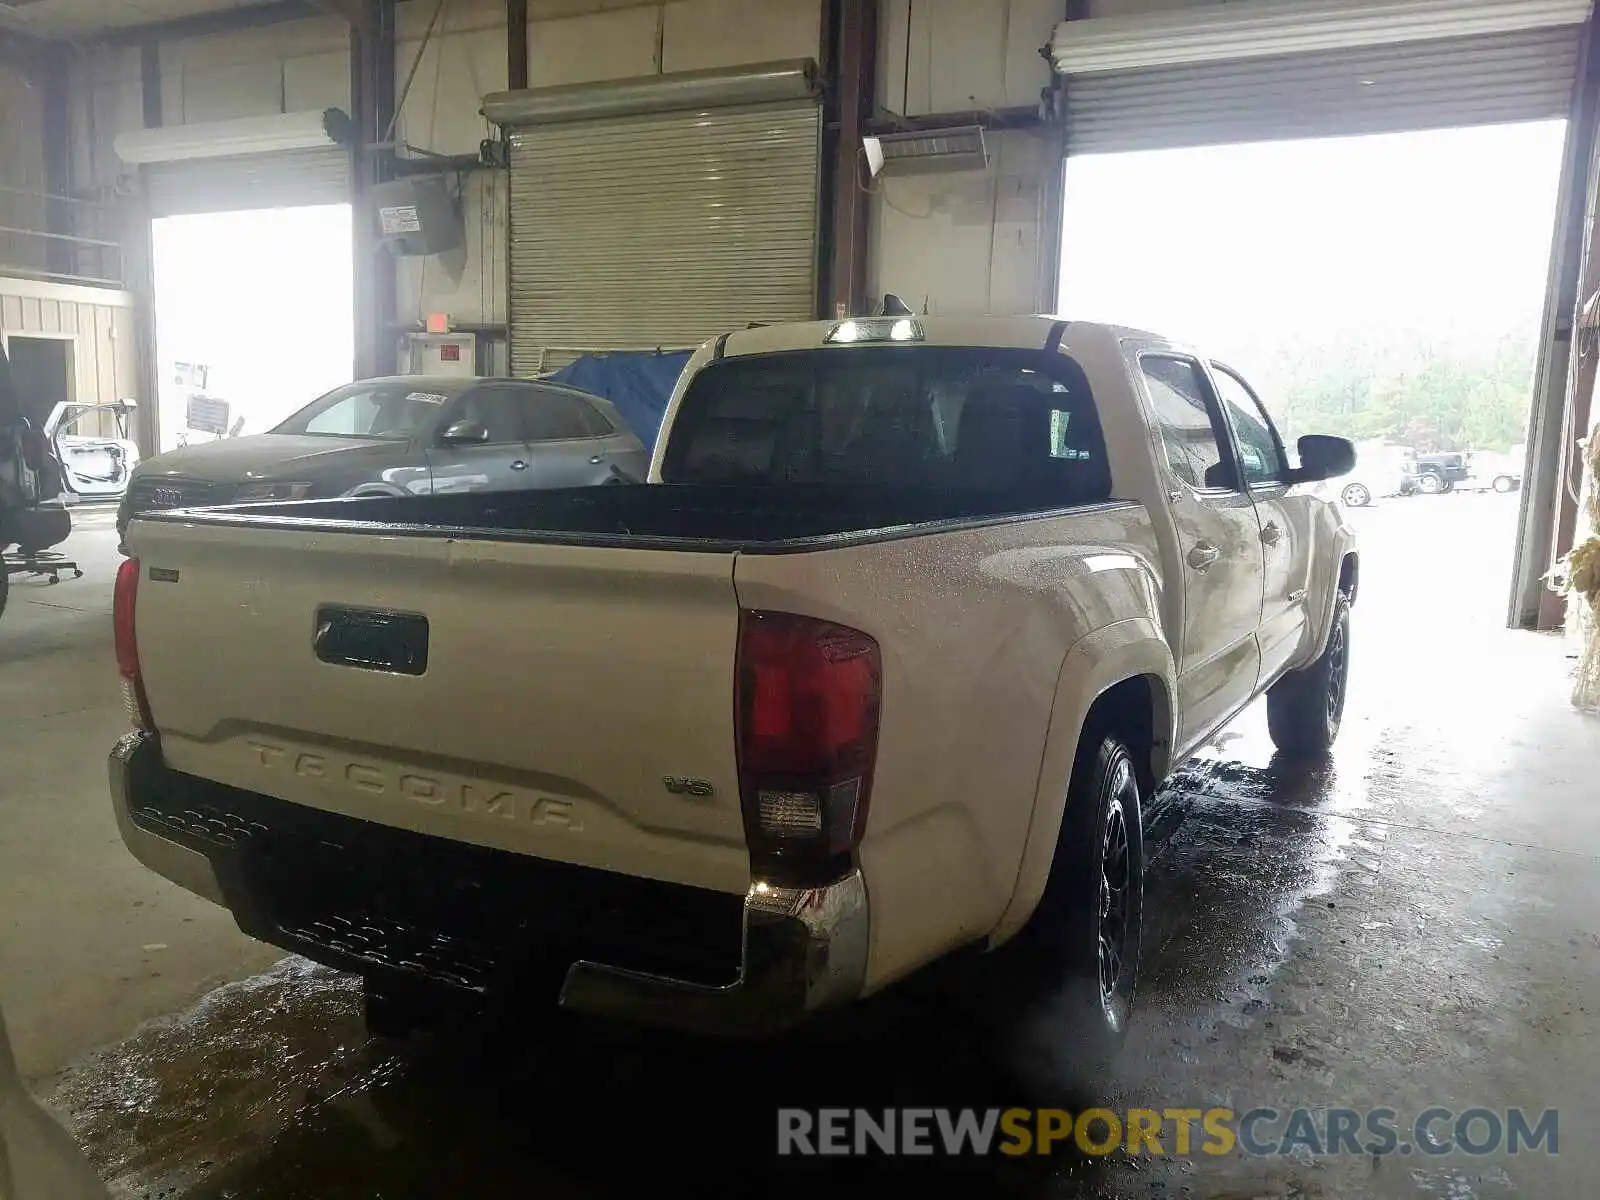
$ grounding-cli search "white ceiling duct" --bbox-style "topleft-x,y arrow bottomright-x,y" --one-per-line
1050,0 -> 1593,76
113,109 -> 347,165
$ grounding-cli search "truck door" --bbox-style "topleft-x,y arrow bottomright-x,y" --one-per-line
1208,362 -> 1311,687
1136,354 -> 1266,751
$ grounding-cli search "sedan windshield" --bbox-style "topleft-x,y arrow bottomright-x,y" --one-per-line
272,381 -> 457,439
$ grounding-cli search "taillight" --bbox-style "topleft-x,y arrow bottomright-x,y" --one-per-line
113,556 -> 153,732
736,610 -> 881,881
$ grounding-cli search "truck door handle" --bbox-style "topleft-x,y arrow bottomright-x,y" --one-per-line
510,460 -> 527,471
1187,542 -> 1220,571
1260,521 -> 1281,545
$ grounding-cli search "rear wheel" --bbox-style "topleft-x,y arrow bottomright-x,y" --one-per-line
1340,482 -> 1371,508
1024,731 -> 1145,1077
1267,594 -> 1351,757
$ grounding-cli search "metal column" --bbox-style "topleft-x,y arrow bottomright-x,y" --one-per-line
39,46 -> 74,281
122,43 -> 166,455
507,0 -> 528,91
351,0 -> 399,379
821,0 -> 877,319
1510,6 -> 1600,629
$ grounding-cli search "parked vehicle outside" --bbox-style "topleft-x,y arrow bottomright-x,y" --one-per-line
117,375 -> 649,546
1414,451 -> 1473,494
1463,445 -> 1523,494
1319,440 -> 1417,507
111,315 -> 1358,1075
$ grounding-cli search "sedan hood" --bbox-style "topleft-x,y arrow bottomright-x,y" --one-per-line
135,434 -> 400,484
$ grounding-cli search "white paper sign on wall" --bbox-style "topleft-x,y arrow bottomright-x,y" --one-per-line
380,205 -> 423,236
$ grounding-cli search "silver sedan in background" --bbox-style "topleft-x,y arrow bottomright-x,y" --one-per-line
118,375 -> 649,542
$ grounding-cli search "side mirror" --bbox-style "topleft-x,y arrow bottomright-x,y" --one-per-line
1291,434 -> 1356,483
440,419 -> 489,444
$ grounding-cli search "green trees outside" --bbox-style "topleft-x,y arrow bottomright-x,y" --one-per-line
1231,323 -> 1538,453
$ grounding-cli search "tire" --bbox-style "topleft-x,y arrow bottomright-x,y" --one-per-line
1493,475 -> 1516,494
1340,482 -> 1371,508
1267,593 -> 1351,758
0,569 -> 8,622
1024,731 -> 1145,1076
1416,472 -> 1444,495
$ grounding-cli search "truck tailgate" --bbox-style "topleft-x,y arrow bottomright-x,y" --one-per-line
128,519 -> 750,895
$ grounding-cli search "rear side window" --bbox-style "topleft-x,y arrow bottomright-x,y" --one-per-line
660,347 -> 1111,506
572,399 -> 615,437
521,391 -> 610,441
1140,356 -> 1231,491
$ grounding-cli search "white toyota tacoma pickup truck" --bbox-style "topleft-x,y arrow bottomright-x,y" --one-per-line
109,316 -> 1357,1064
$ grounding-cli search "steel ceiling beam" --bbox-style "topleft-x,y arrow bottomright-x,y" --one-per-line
98,1 -> 322,45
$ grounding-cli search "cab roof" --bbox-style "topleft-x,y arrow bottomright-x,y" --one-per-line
712,315 -> 1175,361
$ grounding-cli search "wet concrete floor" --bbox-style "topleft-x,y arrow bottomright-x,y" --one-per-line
25,493 -> 1600,1198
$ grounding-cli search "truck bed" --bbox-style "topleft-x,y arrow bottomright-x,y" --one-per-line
153,482 -> 1120,551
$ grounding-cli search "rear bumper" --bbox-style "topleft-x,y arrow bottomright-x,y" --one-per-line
109,732 -> 870,1036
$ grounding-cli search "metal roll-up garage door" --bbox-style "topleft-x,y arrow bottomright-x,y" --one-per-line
486,62 -> 821,376
144,147 -> 352,218
1052,0 -> 1592,154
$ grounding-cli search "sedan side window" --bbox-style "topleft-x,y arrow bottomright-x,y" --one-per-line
452,387 -> 527,444
1210,364 -> 1287,486
522,392 -> 604,442
1139,355 -> 1235,491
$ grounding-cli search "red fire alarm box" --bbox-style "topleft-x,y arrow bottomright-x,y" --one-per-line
439,343 -> 461,363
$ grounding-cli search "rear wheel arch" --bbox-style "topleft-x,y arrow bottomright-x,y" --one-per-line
1081,674 -> 1168,797
989,629 -> 1175,948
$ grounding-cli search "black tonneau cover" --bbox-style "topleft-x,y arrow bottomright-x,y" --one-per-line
147,483 -> 1127,553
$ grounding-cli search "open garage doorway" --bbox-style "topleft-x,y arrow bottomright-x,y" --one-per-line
151,204 -> 354,453
1059,121 -> 1568,630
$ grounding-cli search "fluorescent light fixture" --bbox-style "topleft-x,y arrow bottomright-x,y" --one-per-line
862,125 -> 988,176
114,109 -> 347,165
825,318 -> 924,344
1050,0 -> 1593,75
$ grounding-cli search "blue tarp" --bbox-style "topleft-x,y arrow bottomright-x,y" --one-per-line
550,350 -> 693,454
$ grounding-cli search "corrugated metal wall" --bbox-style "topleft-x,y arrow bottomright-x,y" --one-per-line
73,0 -> 827,337
1063,26 -> 1586,153
0,281 -> 137,436
507,100 -> 822,373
